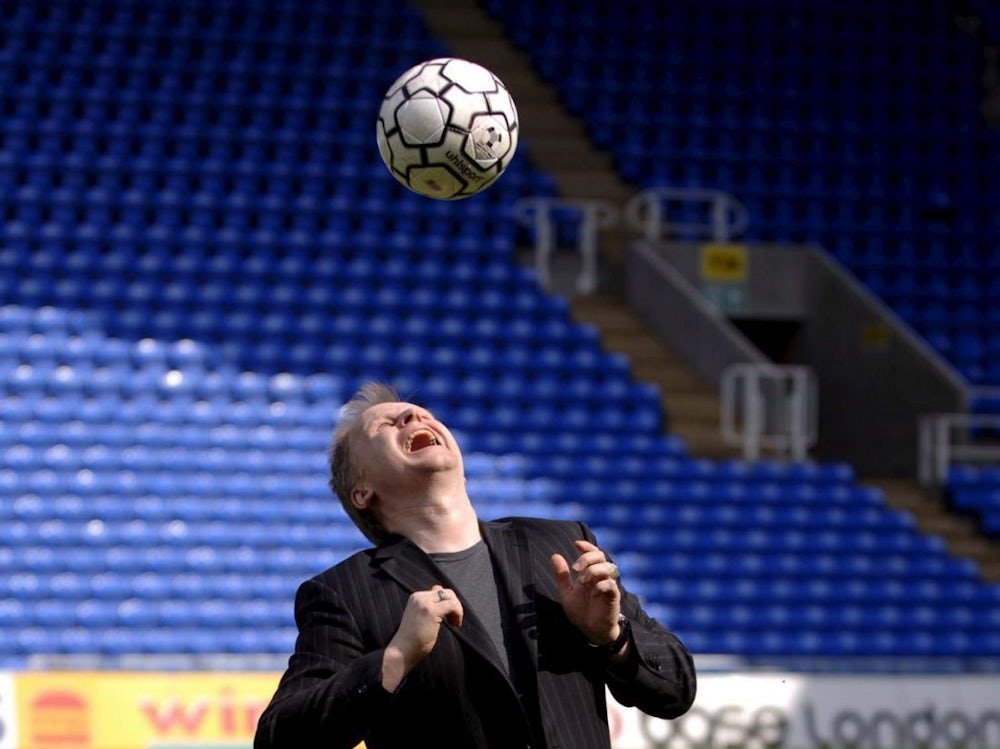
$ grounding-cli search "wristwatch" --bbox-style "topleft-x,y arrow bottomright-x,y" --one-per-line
587,614 -> 631,656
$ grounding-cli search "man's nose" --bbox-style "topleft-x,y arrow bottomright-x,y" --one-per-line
400,408 -> 428,425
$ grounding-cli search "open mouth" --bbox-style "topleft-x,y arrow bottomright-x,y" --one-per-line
404,429 -> 440,453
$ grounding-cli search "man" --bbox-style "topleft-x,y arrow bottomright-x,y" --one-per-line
255,382 -> 696,749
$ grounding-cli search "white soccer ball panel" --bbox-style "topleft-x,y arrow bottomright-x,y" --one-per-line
396,91 -> 451,147
399,65 -> 450,96
441,58 -> 498,93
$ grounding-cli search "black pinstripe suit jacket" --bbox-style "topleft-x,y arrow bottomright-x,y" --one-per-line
254,517 -> 696,749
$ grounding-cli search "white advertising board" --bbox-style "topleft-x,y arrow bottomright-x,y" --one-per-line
609,673 -> 1000,749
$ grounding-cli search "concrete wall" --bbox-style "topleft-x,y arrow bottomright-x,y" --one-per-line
625,241 -> 770,388
625,239 -> 968,476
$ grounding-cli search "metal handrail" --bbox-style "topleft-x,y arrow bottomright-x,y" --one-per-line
624,187 -> 748,243
918,413 -> 1000,485
512,197 -> 618,294
721,363 -> 818,462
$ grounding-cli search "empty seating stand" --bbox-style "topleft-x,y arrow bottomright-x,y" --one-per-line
485,0 -> 1000,389
0,0 -> 998,671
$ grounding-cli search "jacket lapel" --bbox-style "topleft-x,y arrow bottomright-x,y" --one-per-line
371,534 -> 442,593
371,533 -> 515,679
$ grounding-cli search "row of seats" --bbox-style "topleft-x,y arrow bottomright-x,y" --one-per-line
1,468 -> 882,507
0,569 -> 304,599
0,508 -> 920,548
18,309 -> 584,346
6,625 -> 996,659
0,177 -> 550,220
594,527 -> 947,556
0,420 -> 684,461
2,598 -> 293,628
10,445 -> 860,484
0,191 -> 517,226
2,626 -> 299,656
614,549 -> 981,581
1,367 -> 657,407
1,20 -> 418,53
667,629 -> 1000,660
0,396 -> 660,435
9,596 -> 993,631
4,495 -> 341,523
5,591 -> 997,629
0,543 -> 978,584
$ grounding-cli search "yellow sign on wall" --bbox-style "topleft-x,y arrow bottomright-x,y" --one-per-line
699,243 -> 748,283
860,321 -> 890,349
15,672 -> 281,749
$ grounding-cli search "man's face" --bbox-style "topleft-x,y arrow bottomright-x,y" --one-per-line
350,401 -> 463,499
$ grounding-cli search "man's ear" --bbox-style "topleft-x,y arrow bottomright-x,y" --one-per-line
351,486 -> 374,510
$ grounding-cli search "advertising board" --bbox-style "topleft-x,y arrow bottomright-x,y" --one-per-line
13,672 -> 280,749
5,671 -> 1000,748
608,673 -> 1000,749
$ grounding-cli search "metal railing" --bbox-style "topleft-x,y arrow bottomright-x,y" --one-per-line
918,411 -> 1000,485
512,197 -> 618,294
721,363 -> 818,462
624,187 -> 748,243
514,187 -> 745,294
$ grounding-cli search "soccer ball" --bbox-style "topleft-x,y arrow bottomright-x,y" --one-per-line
376,57 -> 519,200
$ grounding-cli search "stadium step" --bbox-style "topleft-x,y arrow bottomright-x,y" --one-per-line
867,478 -> 1000,583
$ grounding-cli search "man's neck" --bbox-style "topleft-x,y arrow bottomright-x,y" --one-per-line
389,498 -> 481,554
